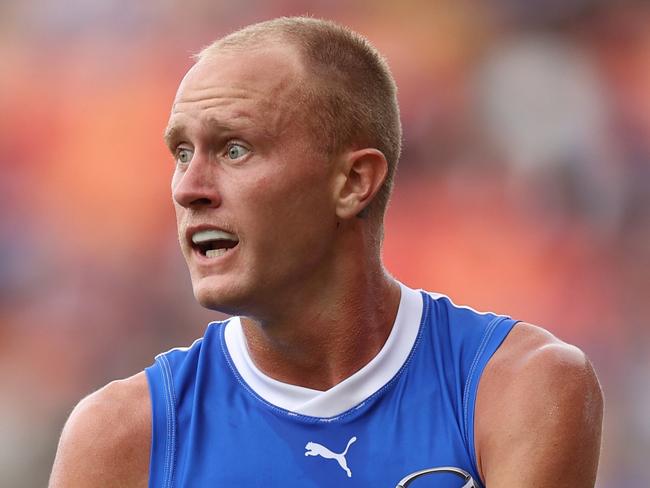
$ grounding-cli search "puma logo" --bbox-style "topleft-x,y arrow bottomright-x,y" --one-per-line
304,436 -> 357,477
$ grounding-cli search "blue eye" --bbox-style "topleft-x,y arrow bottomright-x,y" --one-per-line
227,143 -> 249,160
176,148 -> 193,164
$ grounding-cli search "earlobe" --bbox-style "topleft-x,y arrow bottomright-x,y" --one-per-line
335,148 -> 388,220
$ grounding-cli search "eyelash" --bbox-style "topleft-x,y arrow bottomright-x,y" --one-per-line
172,140 -> 251,165
174,147 -> 193,165
225,141 -> 250,160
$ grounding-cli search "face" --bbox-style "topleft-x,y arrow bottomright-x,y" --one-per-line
165,44 -> 341,317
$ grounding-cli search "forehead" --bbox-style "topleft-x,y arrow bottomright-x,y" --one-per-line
167,44 -> 306,134
187,43 -> 303,91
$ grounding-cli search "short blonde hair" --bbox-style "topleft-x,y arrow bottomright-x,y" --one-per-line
196,16 -> 402,219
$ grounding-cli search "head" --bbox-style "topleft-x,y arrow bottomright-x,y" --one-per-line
165,17 -> 402,316
197,17 -> 402,220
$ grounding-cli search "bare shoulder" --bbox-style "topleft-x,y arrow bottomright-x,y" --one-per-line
49,371 -> 151,488
475,322 -> 603,487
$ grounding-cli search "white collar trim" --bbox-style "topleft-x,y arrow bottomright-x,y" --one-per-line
223,282 -> 423,418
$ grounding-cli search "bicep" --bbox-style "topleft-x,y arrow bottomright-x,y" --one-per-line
49,374 -> 151,488
49,397 -> 104,486
475,324 -> 603,487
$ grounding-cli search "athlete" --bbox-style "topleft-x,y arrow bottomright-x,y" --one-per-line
49,17 -> 603,487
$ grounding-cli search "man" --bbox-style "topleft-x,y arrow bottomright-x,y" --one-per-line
50,17 -> 603,487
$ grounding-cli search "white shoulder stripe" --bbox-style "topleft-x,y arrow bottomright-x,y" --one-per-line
422,291 -> 496,316
155,321 -> 229,359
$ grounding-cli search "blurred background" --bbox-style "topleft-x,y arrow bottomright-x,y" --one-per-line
1,0 -> 648,486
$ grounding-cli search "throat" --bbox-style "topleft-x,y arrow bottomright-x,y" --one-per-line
239,289 -> 400,391
235,275 -> 401,391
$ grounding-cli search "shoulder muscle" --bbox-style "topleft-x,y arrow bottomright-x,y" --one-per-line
475,323 -> 603,487
49,372 -> 151,488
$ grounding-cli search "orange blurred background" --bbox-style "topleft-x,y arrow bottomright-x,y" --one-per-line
1,1 -> 648,486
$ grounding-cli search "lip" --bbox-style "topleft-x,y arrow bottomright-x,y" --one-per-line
185,224 -> 238,244
184,224 -> 240,265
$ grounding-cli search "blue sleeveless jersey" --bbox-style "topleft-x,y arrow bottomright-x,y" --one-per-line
146,285 -> 517,487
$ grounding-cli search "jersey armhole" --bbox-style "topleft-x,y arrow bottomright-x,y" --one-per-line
145,355 -> 177,488
463,316 -> 518,488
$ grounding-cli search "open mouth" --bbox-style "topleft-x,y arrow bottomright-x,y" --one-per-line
191,229 -> 239,258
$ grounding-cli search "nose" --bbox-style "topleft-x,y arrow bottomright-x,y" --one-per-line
172,154 -> 221,209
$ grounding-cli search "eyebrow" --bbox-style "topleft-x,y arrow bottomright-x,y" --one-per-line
163,124 -> 183,149
163,116 -> 252,149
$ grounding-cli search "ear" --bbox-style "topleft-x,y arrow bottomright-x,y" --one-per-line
334,148 -> 388,219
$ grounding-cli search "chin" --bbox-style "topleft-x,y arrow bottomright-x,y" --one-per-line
192,277 -> 249,316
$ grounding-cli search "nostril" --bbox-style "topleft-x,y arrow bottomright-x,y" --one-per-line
190,197 -> 213,206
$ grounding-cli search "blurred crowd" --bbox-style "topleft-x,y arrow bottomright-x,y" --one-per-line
0,0 -> 648,486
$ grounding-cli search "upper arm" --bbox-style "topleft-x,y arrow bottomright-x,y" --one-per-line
475,323 -> 603,488
49,372 -> 152,488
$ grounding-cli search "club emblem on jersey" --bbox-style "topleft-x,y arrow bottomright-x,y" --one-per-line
304,436 -> 357,477
396,466 -> 478,488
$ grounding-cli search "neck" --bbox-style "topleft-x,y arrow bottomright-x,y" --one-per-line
240,256 -> 401,391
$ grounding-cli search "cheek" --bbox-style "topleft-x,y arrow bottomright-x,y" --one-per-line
248,173 -> 333,227
173,202 -> 185,232
232,156 -> 337,251
246,181 -> 335,262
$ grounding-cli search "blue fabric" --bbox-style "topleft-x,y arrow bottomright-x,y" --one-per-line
145,291 -> 517,487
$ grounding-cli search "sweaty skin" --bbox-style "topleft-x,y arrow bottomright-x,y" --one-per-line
167,43 -> 398,391
49,39 -> 603,488
48,323 -> 603,487
475,323 -> 603,487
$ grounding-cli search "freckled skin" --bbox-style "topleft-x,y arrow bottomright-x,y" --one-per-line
169,44 -> 341,320
49,32 -> 603,488
165,42 -> 402,393
475,323 -> 603,487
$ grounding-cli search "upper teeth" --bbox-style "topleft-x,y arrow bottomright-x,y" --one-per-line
191,229 -> 238,244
